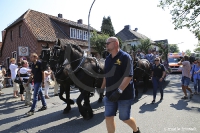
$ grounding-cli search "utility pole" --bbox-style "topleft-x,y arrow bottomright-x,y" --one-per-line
88,0 -> 96,56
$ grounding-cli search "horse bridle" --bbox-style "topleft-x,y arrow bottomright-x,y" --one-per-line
41,48 -> 51,63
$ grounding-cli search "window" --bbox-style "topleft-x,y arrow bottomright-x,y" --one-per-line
77,29 -> 80,39
19,25 -> 22,38
83,31 -> 88,40
70,27 -> 76,38
77,29 -> 83,39
10,30 -> 13,41
79,30 -> 82,39
12,51 -> 17,61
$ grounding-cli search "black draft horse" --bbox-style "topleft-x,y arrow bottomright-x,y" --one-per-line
40,41 -> 104,120
58,42 -> 105,120
132,52 -> 151,94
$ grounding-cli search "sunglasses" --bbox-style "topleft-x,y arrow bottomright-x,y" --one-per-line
105,41 -> 115,45
154,60 -> 159,61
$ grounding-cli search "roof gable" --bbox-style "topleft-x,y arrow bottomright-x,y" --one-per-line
116,26 -> 154,43
4,9 -> 97,43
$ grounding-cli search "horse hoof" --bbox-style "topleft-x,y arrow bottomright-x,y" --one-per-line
83,112 -> 93,120
97,98 -> 103,103
63,108 -> 71,114
63,110 -> 70,114
70,99 -> 75,105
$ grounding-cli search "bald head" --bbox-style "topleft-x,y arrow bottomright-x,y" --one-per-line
107,37 -> 119,46
106,37 -> 120,54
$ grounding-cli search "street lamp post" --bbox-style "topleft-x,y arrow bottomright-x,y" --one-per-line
88,0 -> 96,57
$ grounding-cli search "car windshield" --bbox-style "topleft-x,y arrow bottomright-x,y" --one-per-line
168,58 -> 181,63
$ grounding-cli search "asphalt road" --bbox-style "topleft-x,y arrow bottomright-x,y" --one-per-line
0,74 -> 200,133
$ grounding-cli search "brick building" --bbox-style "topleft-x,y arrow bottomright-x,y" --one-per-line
0,42 -> 2,52
0,9 -> 98,69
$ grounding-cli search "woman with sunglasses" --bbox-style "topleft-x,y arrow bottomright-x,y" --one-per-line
191,58 -> 200,95
151,57 -> 166,104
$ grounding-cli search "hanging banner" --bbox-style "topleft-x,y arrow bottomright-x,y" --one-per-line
18,46 -> 29,56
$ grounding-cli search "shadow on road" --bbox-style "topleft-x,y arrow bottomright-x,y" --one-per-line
0,96 -> 105,133
0,101 -> 25,113
139,101 -> 161,113
40,112 -> 105,133
170,100 -> 192,111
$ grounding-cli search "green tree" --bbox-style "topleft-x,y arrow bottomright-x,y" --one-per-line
136,39 -> 152,54
185,49 -> 192,56
101,16 -> 115,36
168,44 -> 180,53
194,42 -> 200,53
156,42 -> 169,61
90,32 -> 109,57
158,0 -> 200,39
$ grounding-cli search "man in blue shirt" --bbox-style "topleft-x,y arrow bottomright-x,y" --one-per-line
145,50 -> 155,64
26,53 -> 47,116
101,37 -> 140,133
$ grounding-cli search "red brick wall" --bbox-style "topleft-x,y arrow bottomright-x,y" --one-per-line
0,21 -> 37,67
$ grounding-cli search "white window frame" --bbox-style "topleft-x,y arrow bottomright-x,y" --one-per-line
80,30 -> 83,39
83,31 -> 88,40
77,29 -> 80,39
77,29 -> 83,39
70,27 -> 76,39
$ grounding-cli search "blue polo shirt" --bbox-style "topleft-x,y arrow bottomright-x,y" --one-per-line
31,61 -> 43,83
104,49 -> 133,100
152,63 -> 165,78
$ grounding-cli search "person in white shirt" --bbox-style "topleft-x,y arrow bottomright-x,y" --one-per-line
9,58 -> 19,98
20,60 -> 32,106
44,67 -> 52,99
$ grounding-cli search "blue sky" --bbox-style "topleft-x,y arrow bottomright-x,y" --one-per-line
0,0 -> 198,52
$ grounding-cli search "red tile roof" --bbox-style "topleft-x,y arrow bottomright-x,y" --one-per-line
5,9 -> 97,46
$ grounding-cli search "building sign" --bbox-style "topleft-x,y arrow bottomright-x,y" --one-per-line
18,46 -> 29,56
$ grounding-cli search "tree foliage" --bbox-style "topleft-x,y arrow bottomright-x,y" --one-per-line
194,43 -> 200,53
90,32 -> 109,57
156,42 -> 169,61
136,39 -> 152,54
168,44 -> 180,53
158,0 -> 200,39
101,16 -> 115,36
185,49 -> 192,56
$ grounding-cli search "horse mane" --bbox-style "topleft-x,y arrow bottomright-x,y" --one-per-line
71,44 -> 84,54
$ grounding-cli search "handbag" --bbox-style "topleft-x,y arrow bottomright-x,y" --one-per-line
46,77 -> 52,85
14,68 -> 22,84
14,74 -> 22,84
